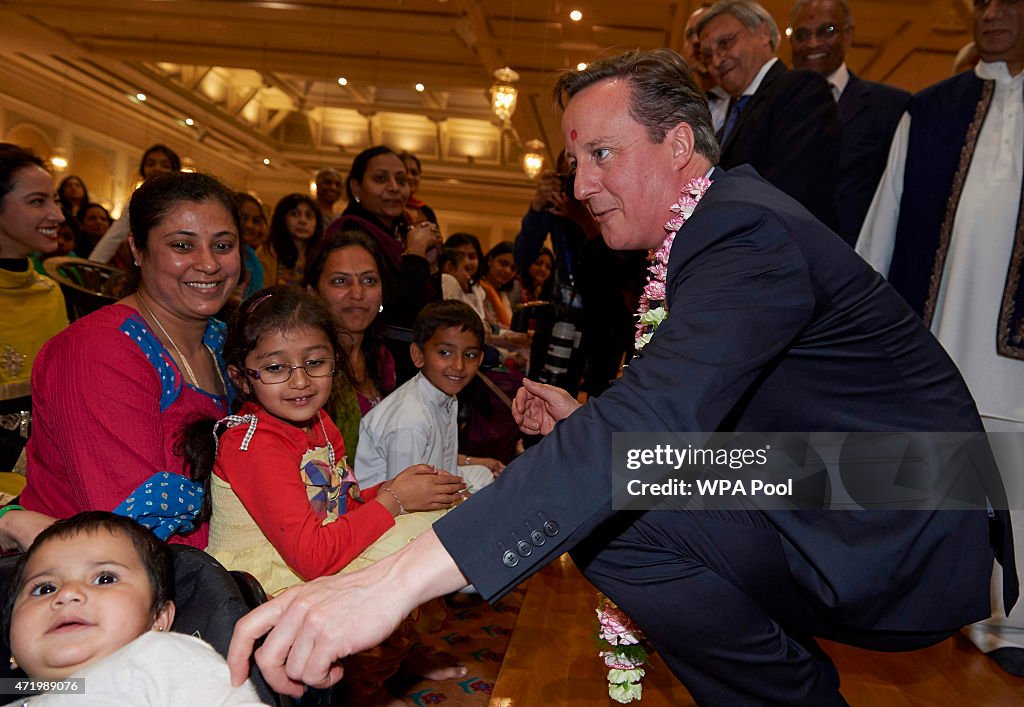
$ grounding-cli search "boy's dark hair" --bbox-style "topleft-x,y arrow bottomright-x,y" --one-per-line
178,286 -> 345,522
438,247 -> 467,274
412,300 -> 485,348
2,512 -> 174,638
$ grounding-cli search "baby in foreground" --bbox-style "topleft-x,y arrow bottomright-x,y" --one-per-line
2,511 -> 262,705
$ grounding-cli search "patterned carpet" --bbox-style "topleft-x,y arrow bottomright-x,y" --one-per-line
393,588 -> 526,706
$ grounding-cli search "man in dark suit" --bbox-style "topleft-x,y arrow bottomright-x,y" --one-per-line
698,0 -> 842,230
229,48 -> 1015,705
789,0 -> 909,245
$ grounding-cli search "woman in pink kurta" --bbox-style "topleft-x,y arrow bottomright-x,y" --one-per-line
22,304 -> 230,547
0,171 -> 242,551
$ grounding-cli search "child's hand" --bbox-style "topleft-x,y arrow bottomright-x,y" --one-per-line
383,465 -> 467,514
463,455 -> 506,478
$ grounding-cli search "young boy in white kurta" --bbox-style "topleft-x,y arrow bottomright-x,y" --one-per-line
355,300 -> 503,492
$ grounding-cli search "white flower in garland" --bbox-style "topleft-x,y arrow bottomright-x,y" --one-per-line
635,176 -> 714,351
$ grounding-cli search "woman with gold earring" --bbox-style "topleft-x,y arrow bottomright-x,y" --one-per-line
1,171 -> 241,552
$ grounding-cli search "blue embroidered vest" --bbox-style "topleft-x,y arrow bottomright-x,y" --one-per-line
890,71 -> 1024,359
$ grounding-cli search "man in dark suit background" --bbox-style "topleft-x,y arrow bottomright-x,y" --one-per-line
789,0 -> 909,245
698,0 -> 842,230
683,3 -> 730,132
229,48 -> 1015,706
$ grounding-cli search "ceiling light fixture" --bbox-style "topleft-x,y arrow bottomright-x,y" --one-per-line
263,158 -> 271,166
577,62 -> 588,71
49,149 -> 69,172
184,117 -> 195,126
570,10 -> 583,21
522,139 -> 545,178
337,77 -> 348,86
490,67 -> 520,122
415,83 -> 425,92
136,93 -> 147,102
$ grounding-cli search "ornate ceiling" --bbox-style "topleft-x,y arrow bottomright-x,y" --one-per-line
0,0 -> 976,209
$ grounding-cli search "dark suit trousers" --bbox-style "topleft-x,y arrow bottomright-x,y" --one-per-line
572,511 -> 954,706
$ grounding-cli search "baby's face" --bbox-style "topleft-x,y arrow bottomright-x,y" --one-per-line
10,529 -> 167,679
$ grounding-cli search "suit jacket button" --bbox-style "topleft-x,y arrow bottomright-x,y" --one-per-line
516,539 -> 532,557
543,520 -> 559,536
530,529 -> 546,546
502,550 -> 519,567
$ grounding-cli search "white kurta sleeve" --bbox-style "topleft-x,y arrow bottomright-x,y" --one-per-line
856,112 -> 912,278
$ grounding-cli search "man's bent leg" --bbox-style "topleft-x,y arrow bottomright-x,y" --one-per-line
572,510 -> 847,706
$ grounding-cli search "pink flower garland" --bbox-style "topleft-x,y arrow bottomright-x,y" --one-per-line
634,175 -> 713,351
596,595 -> 650,703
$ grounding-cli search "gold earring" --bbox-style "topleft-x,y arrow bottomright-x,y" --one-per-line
9,655 -> 18,669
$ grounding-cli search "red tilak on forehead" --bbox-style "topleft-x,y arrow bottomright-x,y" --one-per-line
570,129 -> 578,141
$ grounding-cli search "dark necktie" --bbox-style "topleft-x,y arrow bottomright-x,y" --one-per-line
719,95 -> 750,145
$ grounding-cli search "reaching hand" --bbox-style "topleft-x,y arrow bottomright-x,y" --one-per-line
227,531 -> 468,696
385,464 -> 466,513
512,377 -> 581,436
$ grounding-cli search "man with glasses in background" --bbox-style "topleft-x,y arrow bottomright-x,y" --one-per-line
697,0 -> 842,231
683,3 -> 730,132
789,0 -> 909,245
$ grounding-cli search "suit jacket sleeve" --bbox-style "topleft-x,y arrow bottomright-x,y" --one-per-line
433,195 -> 816,600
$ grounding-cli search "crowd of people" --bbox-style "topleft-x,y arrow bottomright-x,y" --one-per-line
0,133 -> 562,706
1,0 -> 1023,703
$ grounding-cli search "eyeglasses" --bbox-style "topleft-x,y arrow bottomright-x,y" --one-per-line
790,23 -> 849,44
244,359 -> 335,384
701,31 -> 740,63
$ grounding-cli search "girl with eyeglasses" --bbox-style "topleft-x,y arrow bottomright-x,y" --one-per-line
181,285 -> 468,703
180,286 -> 464,596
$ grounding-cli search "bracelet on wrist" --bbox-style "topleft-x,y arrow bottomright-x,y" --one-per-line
381,487 -> 406,515
0,505 -> 25,523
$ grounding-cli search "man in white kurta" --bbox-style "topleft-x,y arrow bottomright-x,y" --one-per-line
857,0 -> 1024,673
